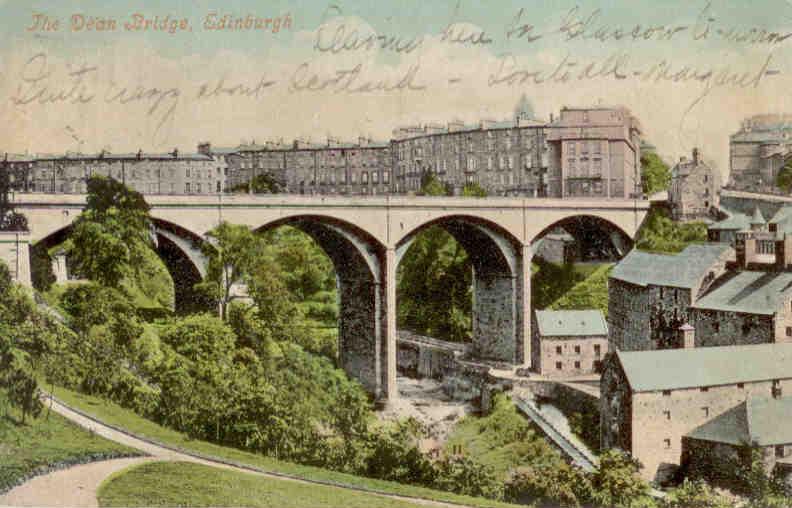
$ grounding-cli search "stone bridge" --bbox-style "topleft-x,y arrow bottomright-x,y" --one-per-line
5,193 -> 650,401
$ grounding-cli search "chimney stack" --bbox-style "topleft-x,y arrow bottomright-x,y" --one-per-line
693,147 -> 700,165
678,323 -> 695,348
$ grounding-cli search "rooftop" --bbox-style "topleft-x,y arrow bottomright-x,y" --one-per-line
709,210 -> 751,231
691,271 -> 792,315
616,342 -> 792,393
534,309 -> 608,337
686,396 -> 792,446
609,243 -> 733,289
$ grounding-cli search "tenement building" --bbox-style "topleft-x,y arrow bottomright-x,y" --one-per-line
601,342 -> 792,483
391,106 -> 642,198
607,243 -> 734,352
531,309 -> 608,377
27,149 -> 230,195
729,114 -> 792,192
668,148 -> 720,221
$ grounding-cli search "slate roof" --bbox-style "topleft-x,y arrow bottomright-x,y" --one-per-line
616,343 -> 792,393
609,243 -> 733,289
534,310 -> 608,337
691,271 -> 792,315
751,207 -> 767,225
686,396 -> 792,446
709,212 -> 751,231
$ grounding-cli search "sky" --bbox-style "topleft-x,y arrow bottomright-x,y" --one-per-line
1,0 -> 792,181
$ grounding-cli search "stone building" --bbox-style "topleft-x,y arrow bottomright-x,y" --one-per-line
607,243 -> 734,352
669,148 -> 720,221
28,149 -> 228,195
682,396 -> 792,488
232,138 -> 392,195
3,154 -> 36,193
389,106 -> 642,198
601,342 -> 792,482
730,114 -> 792,192
531,309 -> 608,377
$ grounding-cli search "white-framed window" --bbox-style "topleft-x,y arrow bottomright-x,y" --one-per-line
372,172 -> 379,184
383,171 -> 390,184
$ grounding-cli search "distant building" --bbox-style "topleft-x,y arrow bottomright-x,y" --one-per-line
601,342 -> 792,482
531,309 -> 608,377
669,148 -> 720,221
607,243 -> 734,352
730,114 -> 792,192
534,229 -> 576,264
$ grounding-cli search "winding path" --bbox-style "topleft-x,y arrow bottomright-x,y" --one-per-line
0,397 -> 467,508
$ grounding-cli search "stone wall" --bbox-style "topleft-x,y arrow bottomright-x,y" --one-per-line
531,332 -> 607,377
691,308 -> 777,347
600,354 -> 632,454
608,278 -> 651,351
629,378 -> 792,481
473,273 -> 516,362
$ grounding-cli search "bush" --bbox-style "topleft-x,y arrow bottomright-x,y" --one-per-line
433,454 -> 504,500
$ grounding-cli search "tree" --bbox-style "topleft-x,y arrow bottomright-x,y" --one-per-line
433,454 -> 504,500
419,172 -> 449,196
506,463 -> 593,508
0,157 -> 28,232
662,479 -> 731,508
641,152 -> 671,196
462,182 -> 487,197
589,449 -> 654,508
197,222 -> 262,320
777,159 -> 792,193
68,176 -> 153,287
231,173 -> 282,194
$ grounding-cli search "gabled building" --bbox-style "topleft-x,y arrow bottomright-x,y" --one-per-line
531,309 -> 608,377
668,148 -> 720,221
607,243 -> 734,352
601,342 -> 792,482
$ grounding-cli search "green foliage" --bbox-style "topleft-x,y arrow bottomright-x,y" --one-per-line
68,176 -> 153,287
230,173 -> 282,194
419,173 -> 450,196
589,449 -> 654,508
505,463 -> 593,508
777,159 -> 792,193
727,444 -> 791,506
462,182 -> 488,197
636,208 -> 707,254
662,479 -> 732,508
397,226 -> 472,342
549,264 -> 613,317
444,394 -> 565,479
197,221 -> 262,319
566,410 -> 601,454
641,152 -> 671,196
30,243 -> 55,292
365,420 -> 436,486
433,455 -> 505,500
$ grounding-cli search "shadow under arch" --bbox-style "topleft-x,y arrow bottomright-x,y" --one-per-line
395,214 -> 527,365
532,214 -> 634,262
253,215 -> 389,399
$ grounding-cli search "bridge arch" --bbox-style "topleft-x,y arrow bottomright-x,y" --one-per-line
395,215 -> 528,364
252,215 -> 390,399
531,214 -> 635,261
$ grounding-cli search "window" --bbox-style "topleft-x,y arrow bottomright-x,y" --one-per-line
662,390 -> 671,397
185,182 -> 191,193
555,362 -> 562,370
186,168 -> 191,178
594,344 -> 601,358
663,410 -> 671,420
556,346 -> 562,354
383,171 -> 390,184
737,383 -> 744,389
659,287 -> 664,299
216,181 -> 221,192
701,387 -> 709,393
787,327 -> 792,337
574,361 -> 581,369
713,322 -> 720,333
574,345 -> 581,354
372,172 -> 379,184
196,183 -> 202,193
663,439 -> 671,449
776,446 -> 786,459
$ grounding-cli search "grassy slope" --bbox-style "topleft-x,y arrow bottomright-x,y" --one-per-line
0,403 -> 139,492
549,264 -> 614,317
51,386 -> 519,508
532,260 -> 610,312
444,397 -> 563,480
99,461 -> 425,508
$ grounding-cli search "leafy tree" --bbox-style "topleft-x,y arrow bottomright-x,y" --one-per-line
462,182 -> 488,197
365,419 -> 436,486
506,463 -> 593,508
777,159 -> 792,193
589,449 -> 654,508
662,479 -> 732,508
197,222 -> 262,320
727,444 -> 791,506
433,454 -> 504,500
641,152 -> 671,196
68,176 -> 153,287
231,173 -> 282,194
636,208 -> 707,254
418,172 -> 449,196
0,159 -> 28,232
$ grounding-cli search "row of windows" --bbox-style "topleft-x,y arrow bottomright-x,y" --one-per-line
553,344 -> 602,356
660,380 -> 782,397
301,171 -> 391,185
565,140 -> 606,155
